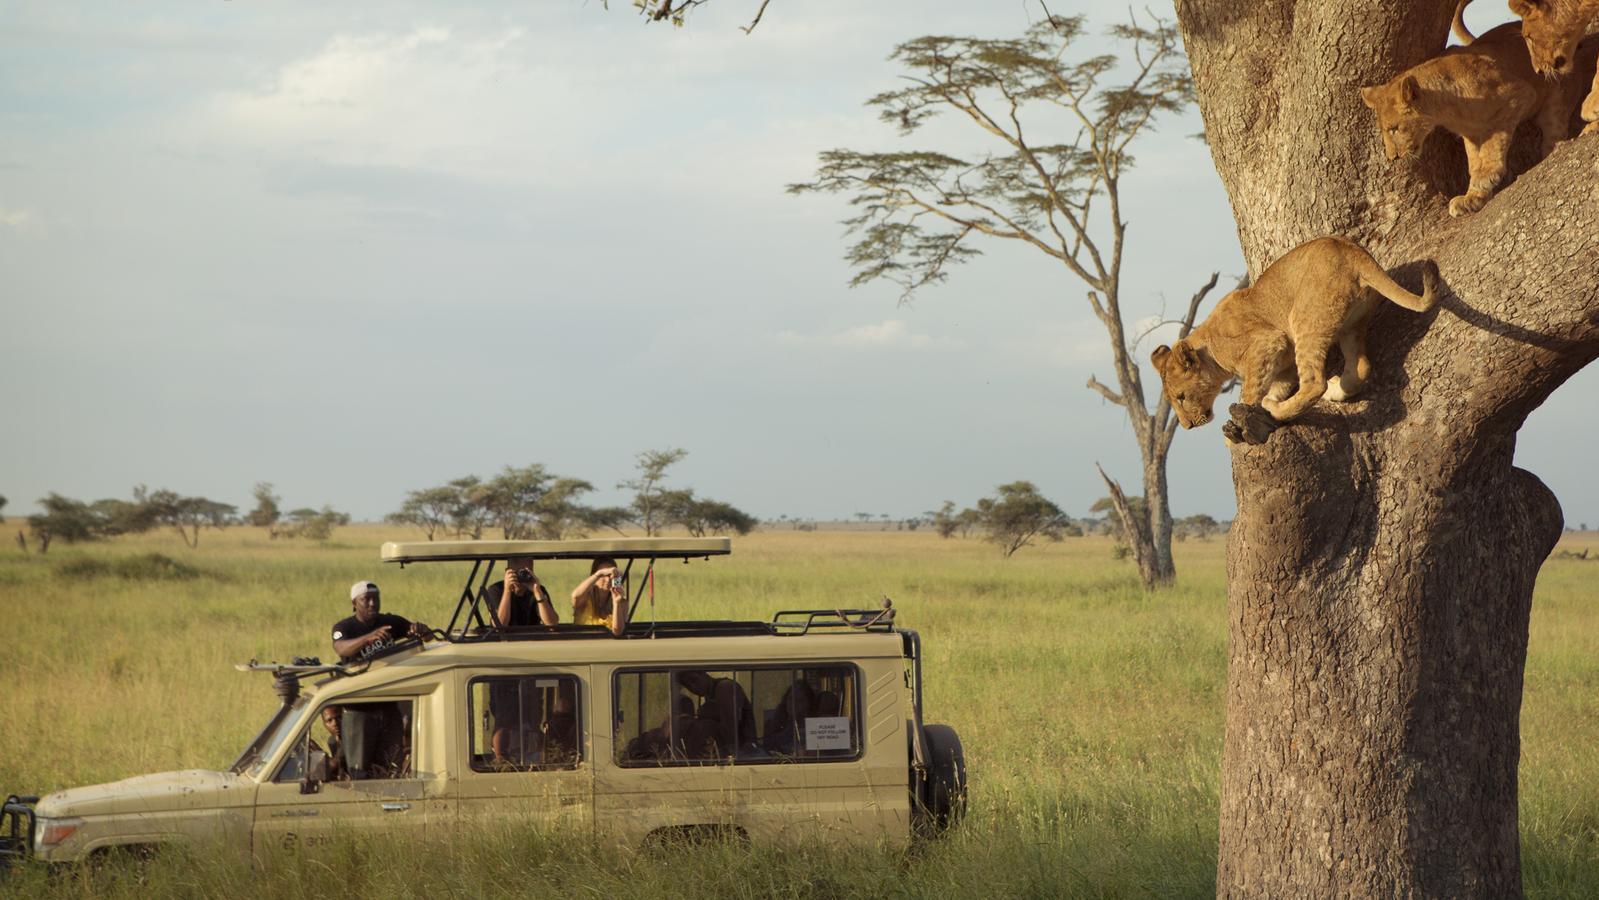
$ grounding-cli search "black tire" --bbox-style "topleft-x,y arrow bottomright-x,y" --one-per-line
917,723 -> 966,834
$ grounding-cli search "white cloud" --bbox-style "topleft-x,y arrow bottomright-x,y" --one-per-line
0,207 -> 34,229
779,319 -> 962,350
199,25 -> 563,182
182,15 -> 895,198
988,319 -> 1112,370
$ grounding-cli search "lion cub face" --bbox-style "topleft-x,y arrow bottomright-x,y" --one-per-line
1151,340 -> 1226,429
1510,0 -> 1585,76
1360,77 -> 1433,160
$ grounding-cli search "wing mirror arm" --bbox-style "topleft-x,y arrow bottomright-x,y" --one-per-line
301,749 -> 329,795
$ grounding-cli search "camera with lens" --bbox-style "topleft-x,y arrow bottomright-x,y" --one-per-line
513,567 -> 534,584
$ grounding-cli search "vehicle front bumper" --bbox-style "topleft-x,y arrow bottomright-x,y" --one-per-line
0,794 -> 37,869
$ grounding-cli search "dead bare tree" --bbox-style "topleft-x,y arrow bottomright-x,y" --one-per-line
790,13 -> 1218,589
1175,1 -> 1599,895
609,0 -> 771,33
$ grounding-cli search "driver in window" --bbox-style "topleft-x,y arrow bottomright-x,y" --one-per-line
313,705 -> 348,782
331,581 -> 431,664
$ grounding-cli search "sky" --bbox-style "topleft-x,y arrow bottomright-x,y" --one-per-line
3,0 -> 1596,526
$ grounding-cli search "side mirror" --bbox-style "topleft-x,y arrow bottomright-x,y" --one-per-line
301,749 -> 328,794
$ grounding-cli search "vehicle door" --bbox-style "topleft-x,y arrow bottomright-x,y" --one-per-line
597,666 -> 758,841
454,668 -> 594,834
598,663 -> 892,845
252,690 -> 443,855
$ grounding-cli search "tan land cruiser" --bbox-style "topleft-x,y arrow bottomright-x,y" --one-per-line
1,538 -> 965,867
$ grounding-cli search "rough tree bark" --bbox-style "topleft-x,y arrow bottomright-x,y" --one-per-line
1176,1 -> 1599,896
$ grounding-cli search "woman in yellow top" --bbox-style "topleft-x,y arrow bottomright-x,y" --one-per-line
571,557 -> 630,637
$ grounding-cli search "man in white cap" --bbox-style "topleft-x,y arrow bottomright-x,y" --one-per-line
331,581 -> 431,664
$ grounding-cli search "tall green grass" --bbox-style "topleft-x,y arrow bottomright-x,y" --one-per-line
0,527 -> 1593,897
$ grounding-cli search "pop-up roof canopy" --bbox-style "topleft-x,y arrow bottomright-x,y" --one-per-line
382,537 -> 733,640
380,537 -> 731,564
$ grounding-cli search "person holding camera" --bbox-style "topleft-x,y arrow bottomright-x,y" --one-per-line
484,556 -> 559,628
571,557 -> 630,637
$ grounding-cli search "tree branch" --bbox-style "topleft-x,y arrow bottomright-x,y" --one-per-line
1094,462 -> 1147,550
1086,375 -> 1127,407
739,0 -> 771,33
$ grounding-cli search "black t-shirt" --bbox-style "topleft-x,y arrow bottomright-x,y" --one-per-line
331,613 -> 413,663
483,581 -> 548,627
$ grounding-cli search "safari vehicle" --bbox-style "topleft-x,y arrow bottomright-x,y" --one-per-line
2,538 -> 965,868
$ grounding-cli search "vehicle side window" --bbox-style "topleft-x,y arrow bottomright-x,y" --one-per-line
272,700 -> 414,783
614,665 -> 859,767
468,675 -> 582,772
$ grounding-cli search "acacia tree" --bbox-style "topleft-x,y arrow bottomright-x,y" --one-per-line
1171,1 -> 1599,894
446,476 -> 491,539
473,465 -> 555,540
388,485 -> 459,540
531,477 -> 630,540
620,448 -> 688,537
976,481 -> 1068,557
27,493 -> 101,554
790,15 -> 1217,589
145,489 -> 236,548
246,482 -> 281,529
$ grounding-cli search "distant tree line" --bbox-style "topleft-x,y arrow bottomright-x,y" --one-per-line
386,449 -> 756,541
927,484 -> 1228,558
17,484 -> 347,553
247,483 -> 350,541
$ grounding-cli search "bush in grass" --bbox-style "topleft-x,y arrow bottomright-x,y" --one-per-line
56,553 -> 204,582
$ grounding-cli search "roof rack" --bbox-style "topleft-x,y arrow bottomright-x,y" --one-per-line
771,603 -> 896,636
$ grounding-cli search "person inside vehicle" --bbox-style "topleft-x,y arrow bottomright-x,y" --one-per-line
315,705 -> 347,781
677,670 -> 757,759
812,690 -> 841,718
331,581 -> 431,664
625,695 -> 707,763
761,680 -> 815,755
571,557 -> 630,636
542,689 -> 579,766
484,556 -> 559,629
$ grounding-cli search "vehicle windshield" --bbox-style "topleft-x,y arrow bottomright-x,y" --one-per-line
231,695 -> 310,778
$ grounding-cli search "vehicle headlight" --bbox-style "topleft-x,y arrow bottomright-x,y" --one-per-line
35,816 -> 83,850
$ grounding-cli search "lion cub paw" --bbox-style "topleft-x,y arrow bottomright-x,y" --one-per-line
1582,118 -> 1599,137
1448,193 -> 1486,217
1323,379 -> 1361,403
1226,403 -> 1279,446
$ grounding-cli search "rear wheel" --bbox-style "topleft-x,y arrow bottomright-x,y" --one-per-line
915,723 -> 966,835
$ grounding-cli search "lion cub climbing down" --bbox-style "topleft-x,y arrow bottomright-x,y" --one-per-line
1152,236 -> 1439,442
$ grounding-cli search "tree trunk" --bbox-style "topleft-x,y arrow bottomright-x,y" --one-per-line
1176,1 -> 1599,894
1144,452 -> 1177,584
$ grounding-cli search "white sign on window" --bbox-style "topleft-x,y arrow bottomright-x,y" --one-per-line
804,716 -> 851,751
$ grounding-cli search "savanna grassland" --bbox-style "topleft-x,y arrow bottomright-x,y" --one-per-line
1,526 -> 1595,898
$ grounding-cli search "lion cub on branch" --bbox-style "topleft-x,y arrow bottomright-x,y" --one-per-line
1456,0 -> 1599,135
1152,237 -> 1439,446
1361,20 -> 1587,216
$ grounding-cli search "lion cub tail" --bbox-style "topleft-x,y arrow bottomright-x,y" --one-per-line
1360,256 -> 1440,313
1452,0 -> 1476,45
